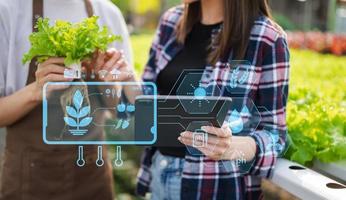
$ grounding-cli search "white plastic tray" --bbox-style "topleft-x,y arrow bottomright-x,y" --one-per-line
272,159 -> 346,200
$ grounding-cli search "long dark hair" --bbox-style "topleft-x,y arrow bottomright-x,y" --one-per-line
176,0 -> 272,65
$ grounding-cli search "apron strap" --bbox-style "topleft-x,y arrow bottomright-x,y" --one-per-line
84,0 -> 94,18
27,0 -> 94,84
27,0 -> 44,84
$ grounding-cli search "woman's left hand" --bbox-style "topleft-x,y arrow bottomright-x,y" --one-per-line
178,125 -> 233,160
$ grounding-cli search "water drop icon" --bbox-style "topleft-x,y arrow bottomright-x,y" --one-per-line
240,106 -> 250,116
121,120 -> 130,129
228,109 -> 244,134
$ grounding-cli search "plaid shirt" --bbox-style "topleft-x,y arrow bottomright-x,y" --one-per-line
136,5 -> 290,200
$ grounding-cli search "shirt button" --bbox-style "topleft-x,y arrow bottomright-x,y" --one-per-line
160,159 -> 168,168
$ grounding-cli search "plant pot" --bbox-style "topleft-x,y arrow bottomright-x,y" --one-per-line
64,62 -> 82,79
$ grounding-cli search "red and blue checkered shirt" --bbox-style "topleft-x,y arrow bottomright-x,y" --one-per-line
136,5 -> 290,200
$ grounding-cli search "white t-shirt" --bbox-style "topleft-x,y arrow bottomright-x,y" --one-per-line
0,0 -> 133,97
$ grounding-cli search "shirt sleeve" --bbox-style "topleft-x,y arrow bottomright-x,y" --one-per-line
248,35 -> 290,178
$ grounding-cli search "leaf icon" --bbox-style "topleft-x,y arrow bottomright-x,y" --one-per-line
78,106 -> 90,118
66,106 -> 78,118
79,117 -> 93,127
115,119 -> 122,129
73,90 -> 83,110
64,117 -> 78,127
238,70 -> 249,84
122,120 -> 130,129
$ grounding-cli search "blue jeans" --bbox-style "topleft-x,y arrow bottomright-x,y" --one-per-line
150,151 -> 185,200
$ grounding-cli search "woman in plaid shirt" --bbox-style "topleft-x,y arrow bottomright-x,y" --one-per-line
136,0 -> 290,199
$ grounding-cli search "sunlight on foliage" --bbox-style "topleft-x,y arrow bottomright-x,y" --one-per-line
23,16 -> 121,66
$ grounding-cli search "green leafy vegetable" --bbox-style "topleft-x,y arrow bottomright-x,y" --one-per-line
284,50 -> 346,166
22,16 -> 121,66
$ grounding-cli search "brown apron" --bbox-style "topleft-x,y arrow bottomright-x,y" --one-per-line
0,0 -> 114,199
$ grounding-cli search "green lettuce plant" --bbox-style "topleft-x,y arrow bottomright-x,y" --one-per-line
22,16 -> 121,66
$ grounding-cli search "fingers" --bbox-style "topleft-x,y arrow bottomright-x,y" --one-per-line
40,57 -> 65,67
178,126 -> 233,161
36,64 -> 66,78
38,74 -> 72,86
103,49 -> 122,71
179,131 -> 219,146
201,125 -> 232,138
178,134 -> 228,161
94,50 -> 106,72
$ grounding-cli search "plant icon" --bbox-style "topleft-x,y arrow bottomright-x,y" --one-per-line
229,66 -> 250,88
64,89 -> 93,136
266,130 -> 284,153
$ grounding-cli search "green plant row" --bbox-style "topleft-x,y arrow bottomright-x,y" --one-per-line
285,50 -> 346,165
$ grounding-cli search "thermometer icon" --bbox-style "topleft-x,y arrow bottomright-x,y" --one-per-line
114,146 -> 123,167
96,146 -> 105,167
76,146 -> 86,167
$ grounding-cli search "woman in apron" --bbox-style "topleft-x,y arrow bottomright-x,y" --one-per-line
0,0 -> 133,199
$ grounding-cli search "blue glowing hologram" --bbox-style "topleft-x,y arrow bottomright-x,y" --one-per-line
176,70 -> 222,114
43,82 -> 157,145
117,103 -> 126,113
266,130 -> 284,154
64,90 -> 93,136
126,104 -> 135,112
76,146 -> 86,167
192,129 -> 208,148
150,126 -> 156,135
229,66 -> 249,88
228,109 -> 244,134
185,121 -> 216,156
114,119 -> 130,130
227,105 -> 252,134
96,146 -> 105,167
217,148 -> 256,175
114,146 -> 123,167
224,60 -> 257,95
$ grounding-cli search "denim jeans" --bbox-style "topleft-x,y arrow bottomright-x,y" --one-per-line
149,151 -> 185,200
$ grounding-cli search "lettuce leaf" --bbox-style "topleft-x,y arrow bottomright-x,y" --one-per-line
22,16 -> 121,66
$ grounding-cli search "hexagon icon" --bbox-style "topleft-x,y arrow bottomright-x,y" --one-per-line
253,106 -> 289,158
224,60 -> 258,95
219,149 -> 256,175
185,121 -> 219,156
176,71 -> 221,114
224,97 -> 261,137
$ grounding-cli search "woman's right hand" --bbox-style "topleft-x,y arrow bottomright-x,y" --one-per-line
32,57 -> 73,102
